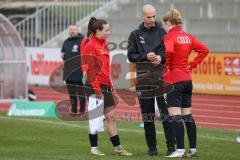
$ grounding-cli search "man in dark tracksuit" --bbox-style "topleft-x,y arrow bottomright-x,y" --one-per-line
127,4 -> 175,156
61,25 -> 86,114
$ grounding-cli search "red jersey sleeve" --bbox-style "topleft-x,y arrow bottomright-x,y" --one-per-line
80,37 -> 88,74
164,35 -> 174,72
189,35 -> 209,70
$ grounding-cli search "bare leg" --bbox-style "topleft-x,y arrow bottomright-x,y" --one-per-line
104,108 -> 117,136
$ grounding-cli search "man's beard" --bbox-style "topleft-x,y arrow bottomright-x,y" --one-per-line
70,33 -> 77,37
148,23 -> 155,28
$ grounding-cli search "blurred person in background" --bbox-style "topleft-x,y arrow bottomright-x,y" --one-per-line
61,24 -> 86,114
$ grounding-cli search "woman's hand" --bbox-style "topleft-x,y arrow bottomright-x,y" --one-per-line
95,93 -> 103,99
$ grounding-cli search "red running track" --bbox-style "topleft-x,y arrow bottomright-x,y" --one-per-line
0,86 -> 240,131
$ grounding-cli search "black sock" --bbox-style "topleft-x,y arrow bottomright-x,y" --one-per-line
183,114 -> 197,149
162,116 -> 175,151
171,115 -> 184,149
110,135 -> 121,147
89,134 -> 98,147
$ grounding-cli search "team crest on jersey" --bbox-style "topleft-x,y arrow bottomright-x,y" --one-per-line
72,45 -> 78,52
140,36 -> 145,44
177,36 -> 191,44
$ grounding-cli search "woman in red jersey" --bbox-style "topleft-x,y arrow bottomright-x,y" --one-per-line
162,9 -> 209,158
80,17 -> 132,156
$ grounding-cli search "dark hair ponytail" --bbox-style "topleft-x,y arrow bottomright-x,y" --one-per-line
85,17 -> 108,44
87,17 -> 97,37
92,19 -> 108,34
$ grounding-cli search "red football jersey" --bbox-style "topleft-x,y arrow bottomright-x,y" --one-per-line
163,26 -> 209,84
80,35 -> 113,93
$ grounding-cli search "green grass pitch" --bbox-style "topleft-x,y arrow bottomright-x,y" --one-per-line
0,113 -> 239,160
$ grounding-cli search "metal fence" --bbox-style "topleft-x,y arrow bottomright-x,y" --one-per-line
15,0 -> 111,47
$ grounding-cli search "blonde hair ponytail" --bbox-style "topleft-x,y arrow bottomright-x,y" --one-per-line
163,9 -> 183,25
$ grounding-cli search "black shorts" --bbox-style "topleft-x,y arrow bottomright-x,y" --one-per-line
84,83 -> 115,108
165,81 -> 192,108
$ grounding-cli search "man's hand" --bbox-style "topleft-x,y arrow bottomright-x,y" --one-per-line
147,52 -> 157,61
151,55 -> 161,66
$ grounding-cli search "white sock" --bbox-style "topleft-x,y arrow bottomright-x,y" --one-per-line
91,146 -> 98,150
190,148 -> 197,153
176,149 -> 185,153
115,145 -> 122,150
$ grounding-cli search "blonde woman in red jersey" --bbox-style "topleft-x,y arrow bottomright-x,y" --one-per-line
80,17 -> 132,156
162,9 -> 209,158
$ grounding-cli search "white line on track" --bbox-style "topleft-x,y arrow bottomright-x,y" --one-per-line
192,103 -> 240,108
192,108 -> 240,114
195,115 -> 240,121
197,122 -> 240,128
192,97 -> 240,103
